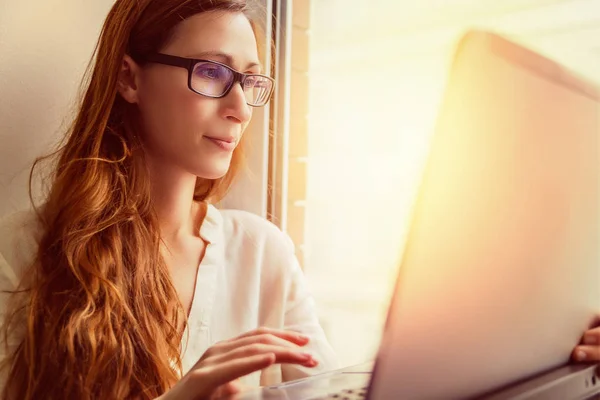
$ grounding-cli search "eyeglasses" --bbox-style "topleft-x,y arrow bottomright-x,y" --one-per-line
142,53 -> 275,107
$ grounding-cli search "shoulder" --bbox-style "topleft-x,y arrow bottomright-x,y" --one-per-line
210,205 -> 295,255
0,208 -> 43,287
204,205 -> 298,279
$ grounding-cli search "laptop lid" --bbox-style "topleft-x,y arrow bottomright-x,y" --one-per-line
368,30 -> 600,399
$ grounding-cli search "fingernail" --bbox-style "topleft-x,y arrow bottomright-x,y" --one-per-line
307,358 -> 319,367
584,335 -> 597,345
576,350 -> 587,361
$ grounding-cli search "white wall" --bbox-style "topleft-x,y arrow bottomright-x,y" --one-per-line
0,0 -> 271,219
0,0 -> 116,217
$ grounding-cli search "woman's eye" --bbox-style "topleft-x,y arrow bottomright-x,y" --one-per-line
202,68 -> 219,79
245,77 -> 270,88
196,64 -> 226,80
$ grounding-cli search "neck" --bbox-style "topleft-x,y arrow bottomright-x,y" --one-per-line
145,158 -> 202,241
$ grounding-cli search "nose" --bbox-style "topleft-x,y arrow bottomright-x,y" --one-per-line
220,82 -> 252,124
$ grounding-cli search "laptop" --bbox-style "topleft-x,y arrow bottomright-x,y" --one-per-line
228,29 -> 600,400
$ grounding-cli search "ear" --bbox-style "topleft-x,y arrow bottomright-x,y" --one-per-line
117,54 -> 141,104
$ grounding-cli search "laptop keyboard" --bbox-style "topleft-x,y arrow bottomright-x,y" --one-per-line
312,386 -> 369,400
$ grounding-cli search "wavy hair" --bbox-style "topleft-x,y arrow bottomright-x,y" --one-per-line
1,0 -> 268,398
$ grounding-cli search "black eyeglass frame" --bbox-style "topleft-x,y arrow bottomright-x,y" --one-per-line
141,52 -> 275,107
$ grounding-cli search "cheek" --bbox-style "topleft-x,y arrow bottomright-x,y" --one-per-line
137,76 -> 213,150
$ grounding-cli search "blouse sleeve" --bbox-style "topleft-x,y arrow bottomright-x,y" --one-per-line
0,243 -> 20,393
0,210 -> 39,392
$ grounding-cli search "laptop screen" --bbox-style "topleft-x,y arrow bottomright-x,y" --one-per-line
369,30 -> 599,399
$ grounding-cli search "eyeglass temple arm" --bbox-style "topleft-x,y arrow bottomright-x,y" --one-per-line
141,53 -> 194,70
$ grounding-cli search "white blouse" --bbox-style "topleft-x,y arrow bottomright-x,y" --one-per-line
0,204 -> 338,389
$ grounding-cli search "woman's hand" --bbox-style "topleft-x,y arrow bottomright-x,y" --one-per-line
572,314 -> 600,363
157,327 -> 318,400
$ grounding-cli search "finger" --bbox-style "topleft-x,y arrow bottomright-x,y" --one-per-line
221,381 -> 242,396
582,326 -> 600,345
216,332 -> 305,354
191,353 -> 276,394
231,327 -> 310,346
197,329 -> 311,370
206,343 -> 319,368
210,381 -> 242,400
572,345 -> 600,362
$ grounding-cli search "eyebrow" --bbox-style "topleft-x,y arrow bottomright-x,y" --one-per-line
187,51 -> 262,71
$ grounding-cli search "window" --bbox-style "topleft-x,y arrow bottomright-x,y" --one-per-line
283,0 -> 600,367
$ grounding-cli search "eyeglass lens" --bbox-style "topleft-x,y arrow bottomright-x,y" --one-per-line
192,61 -> 273,106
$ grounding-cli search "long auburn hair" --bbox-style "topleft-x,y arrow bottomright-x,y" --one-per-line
1,0 -> 268,399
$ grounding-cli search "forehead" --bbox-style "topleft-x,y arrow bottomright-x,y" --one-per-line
163,11 -> 260,70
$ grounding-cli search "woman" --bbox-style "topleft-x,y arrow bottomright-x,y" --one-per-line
0,0 -> 337,399
0,0 -> 598,399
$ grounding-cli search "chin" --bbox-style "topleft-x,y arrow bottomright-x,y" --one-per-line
193,164 -> 231,180
200,170 -> 229,180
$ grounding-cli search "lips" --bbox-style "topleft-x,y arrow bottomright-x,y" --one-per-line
204,135 -> 237,152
